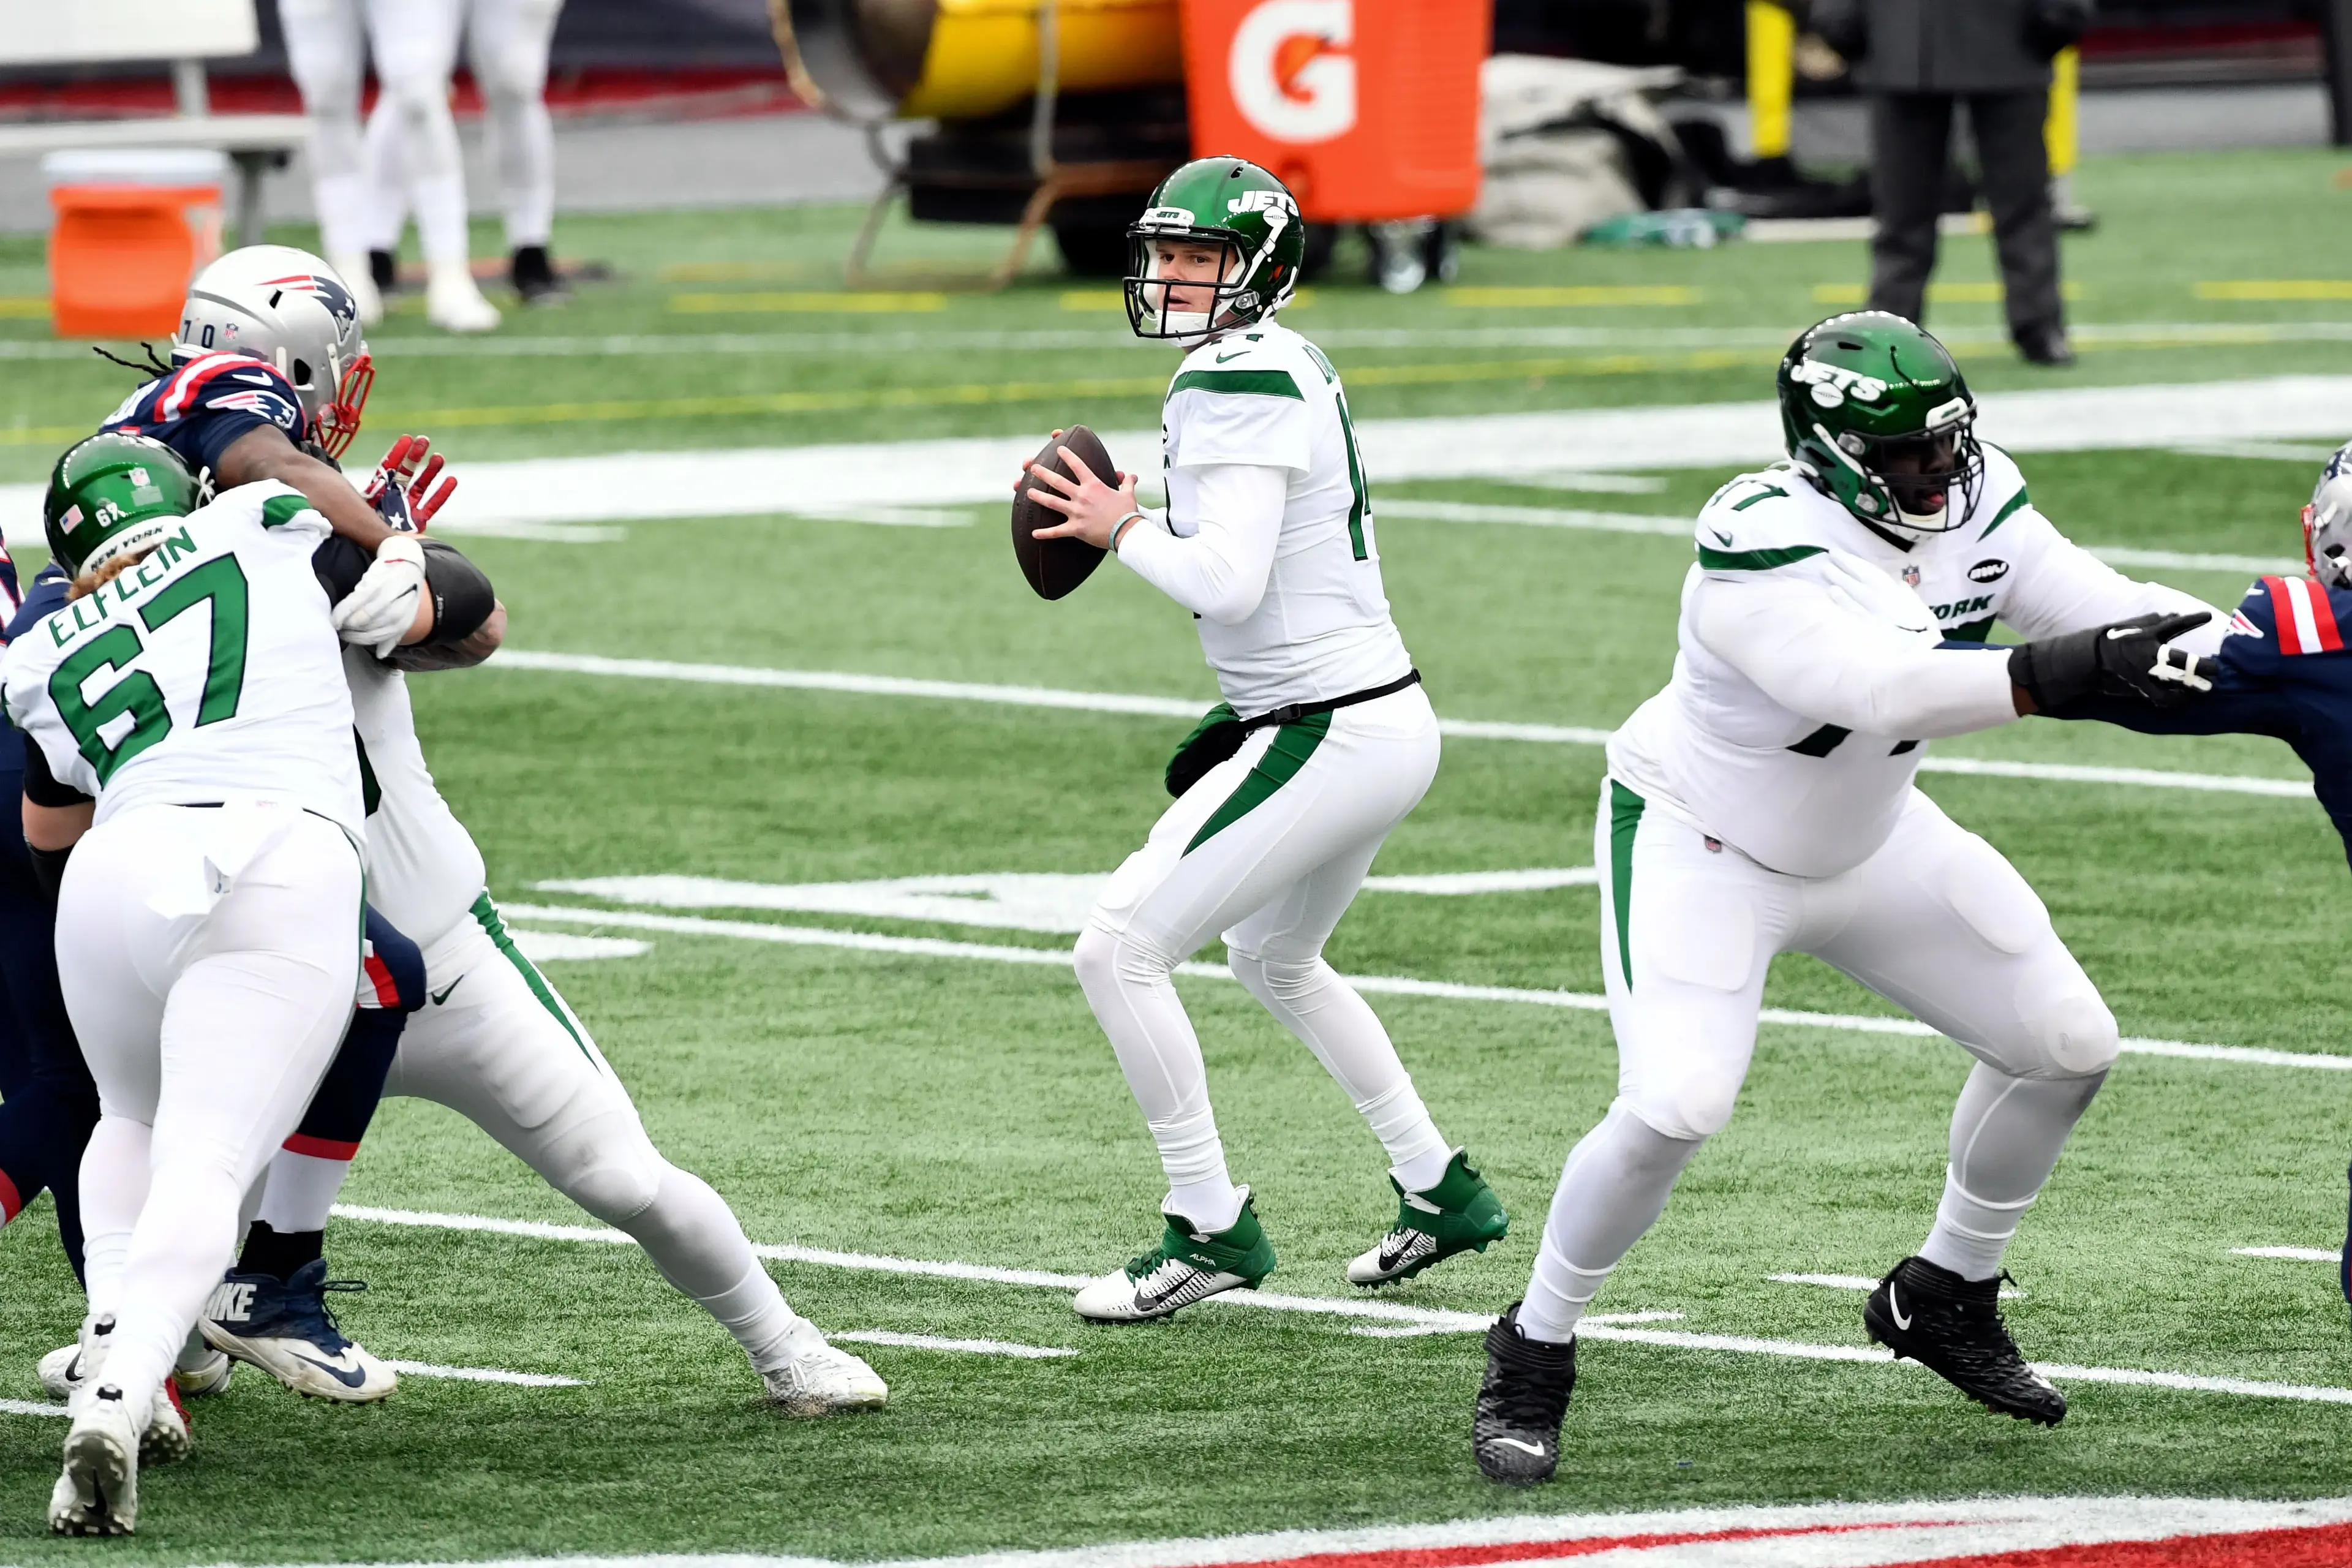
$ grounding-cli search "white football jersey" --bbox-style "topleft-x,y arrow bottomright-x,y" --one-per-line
1608,447 -> 2218,878
1,481 -> 362,834
345,646 -> 487,951
1159,320 -> 1412,714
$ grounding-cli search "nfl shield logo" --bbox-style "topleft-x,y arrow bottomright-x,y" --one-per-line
1902,564 -> 1921,586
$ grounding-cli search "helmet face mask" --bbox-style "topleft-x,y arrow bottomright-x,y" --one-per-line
175,245 -> 373,458
43,432 -> 200,577
1781,311 -> 1983,538
1124,157 -> 1304,346
2304,442 -> 2352,588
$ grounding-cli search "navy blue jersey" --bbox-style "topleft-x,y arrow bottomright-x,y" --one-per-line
2046,573 -> 2352,870
98,352 -> 308,480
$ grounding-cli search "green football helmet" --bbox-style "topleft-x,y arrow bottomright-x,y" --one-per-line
42,432 -> 201,576
1778,312 -> 1983,536
1125,156 -> 1305,345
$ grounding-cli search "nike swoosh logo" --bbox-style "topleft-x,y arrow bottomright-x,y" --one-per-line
232,371 -> 275,385
290,1353 -> 370,1389
1215,352 -> 1247,363
1889,1284 -> 1912,1332
1709,529 -> 1733,546
1488,1436 -> 1549,1456
429,979 -> 462,1006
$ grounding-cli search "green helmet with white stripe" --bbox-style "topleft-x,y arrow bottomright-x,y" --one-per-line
1779,312 -> 1984,537
1125,156 -> 1305,346
42,432 -> 200,576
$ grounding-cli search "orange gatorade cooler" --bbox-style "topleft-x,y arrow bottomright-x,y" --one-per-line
1178,0 -> 1488,222
45,150 -> 227,340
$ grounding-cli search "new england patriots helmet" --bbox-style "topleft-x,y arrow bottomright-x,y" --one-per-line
175,245 -> 374,459
2305,441 -> 2352,589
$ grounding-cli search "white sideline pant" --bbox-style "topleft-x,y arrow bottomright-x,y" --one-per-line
1074,685 -> 1450,1219
1516,777 -> 2118,1341
62,805 -> 362,1420
379,894 -> 816,1372
279,0 -> 373,260
361,0 -> 473,265
363,0 -> 562,254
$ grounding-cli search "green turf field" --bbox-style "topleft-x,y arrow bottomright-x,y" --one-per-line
2,146 -> 2352,1562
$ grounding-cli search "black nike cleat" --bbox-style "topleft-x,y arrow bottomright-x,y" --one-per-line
1864,1255 -> 2065,1425
510,244 -> 568,304
1473,1302 -> 1576,1485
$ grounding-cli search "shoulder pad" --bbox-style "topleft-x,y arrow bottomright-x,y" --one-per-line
2252,574 -> 2348,655
1693,470 -> 1831,570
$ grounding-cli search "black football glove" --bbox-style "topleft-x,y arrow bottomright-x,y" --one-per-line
2009,611 -> 2216,711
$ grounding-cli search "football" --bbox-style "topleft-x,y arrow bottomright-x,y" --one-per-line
1011,424 -> 1115,600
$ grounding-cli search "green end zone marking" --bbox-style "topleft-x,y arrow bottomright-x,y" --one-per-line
1186,712 -> 1330,853
1697,543 -> 1825,571
473,892 -> 593,1060
1608,780 -> 1645,988
1169,368 -> 1304,400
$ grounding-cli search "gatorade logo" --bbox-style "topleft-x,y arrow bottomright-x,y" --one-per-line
1229,0 -> 1355,145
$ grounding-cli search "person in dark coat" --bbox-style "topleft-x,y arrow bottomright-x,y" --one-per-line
1812,0 -> 2094,365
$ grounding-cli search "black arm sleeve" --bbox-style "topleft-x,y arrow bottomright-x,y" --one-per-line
21,739 -> 92,809
418,540 -> 495,647
312,535 -> 373,605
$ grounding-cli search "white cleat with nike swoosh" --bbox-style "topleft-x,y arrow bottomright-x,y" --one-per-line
199,1261 -> 396,1404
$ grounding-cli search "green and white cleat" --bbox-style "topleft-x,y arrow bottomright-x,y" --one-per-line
1073,1188 -> 1276,1322
1347,1149 -> 1509,1288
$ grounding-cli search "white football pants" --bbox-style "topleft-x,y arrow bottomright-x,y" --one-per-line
1517,779 -> 2117,1342
279,0 -> 372,260
62,806 -> 362,1422
361,0 -> 473,265
363,0 -> 562,254
1074,685 -> 1451,1226
378,894 -> 817,1373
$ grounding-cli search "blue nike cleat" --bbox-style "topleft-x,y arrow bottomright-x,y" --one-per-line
199,1261 -> 396,1403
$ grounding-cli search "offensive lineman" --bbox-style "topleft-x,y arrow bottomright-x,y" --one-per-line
7,434 -> 478,1533
1471,314 -> 2223,1483
48,252 -> 888,1416
1021,157 -> 1507,1322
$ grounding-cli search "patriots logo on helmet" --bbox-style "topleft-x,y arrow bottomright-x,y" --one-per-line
262,273 -> 360,330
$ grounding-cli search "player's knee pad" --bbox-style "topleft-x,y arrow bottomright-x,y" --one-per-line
1075,920 -> 1173,997
1622,1075 -> 1740,1143
2010,973 -> 2119,1079
1224,946 -> 1322,1009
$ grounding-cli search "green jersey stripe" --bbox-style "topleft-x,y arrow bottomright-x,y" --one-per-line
472,892 -> 595,1063
1696,543 -> 1826,571
1980,488 -> 2032,539
1185,711 -> 1332,854
1169,368 -> 1304,401
260,493 -> 311,529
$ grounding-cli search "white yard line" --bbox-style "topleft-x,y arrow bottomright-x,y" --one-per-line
380,1360 -> 586,1388
489,650 -> 2315,802
498,901 -> 2352,1074
829,1331 -> 1077,1360
0,1398 -> 64,1417
2235,1245 -> 2342,1262
327,1203 -> 2352,1405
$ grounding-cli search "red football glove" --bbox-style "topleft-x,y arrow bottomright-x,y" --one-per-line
362,434 -> 458,529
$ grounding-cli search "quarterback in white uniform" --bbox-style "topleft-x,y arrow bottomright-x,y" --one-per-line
1472,314 -> 2222,1483
3,436 -> 466,1534
1022,158 -> 1506,1324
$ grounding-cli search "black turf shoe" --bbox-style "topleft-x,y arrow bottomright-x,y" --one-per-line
510,245 -> 568,304
2015,324 -> 2076,366
1473,1302 -> 1576,1485
368,249 -> 398,293
1864,1255 -> 2066,1425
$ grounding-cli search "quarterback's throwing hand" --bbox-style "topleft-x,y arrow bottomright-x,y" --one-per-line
1023,435 -> 1139,551
2010,611 -> 2217,712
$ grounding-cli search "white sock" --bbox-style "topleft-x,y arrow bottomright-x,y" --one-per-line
612,1164 -> 820,1373
1917,1064 -> 2104,1281
1518,1105 -> 1705,1344
1165,1177 -> 1244,1234
255,1148 -> 351,1235
692,1260 -> 820,1376
1390,1139 -> 1456,1196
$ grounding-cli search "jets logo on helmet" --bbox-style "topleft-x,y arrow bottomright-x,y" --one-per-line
1777,312 -> 1985,537
1124,156 -> 1306,346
